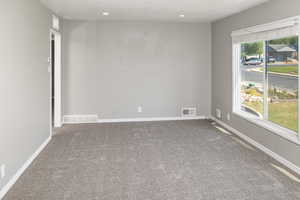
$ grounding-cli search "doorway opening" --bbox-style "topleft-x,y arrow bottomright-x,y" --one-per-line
50,29 -> 62,130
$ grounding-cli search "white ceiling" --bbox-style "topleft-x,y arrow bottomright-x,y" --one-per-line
40,0 -> 269,22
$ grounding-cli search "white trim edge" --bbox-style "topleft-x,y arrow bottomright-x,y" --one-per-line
231,16 -> 300,36
233,111 -> 300,146
63,116 -> 207,124
50,29 -> 62,128
0,136 -> 51,200
210,116 -> 300,176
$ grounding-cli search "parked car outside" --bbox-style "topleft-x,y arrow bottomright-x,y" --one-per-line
244,57 -> 263,65
268,56 -> 276,63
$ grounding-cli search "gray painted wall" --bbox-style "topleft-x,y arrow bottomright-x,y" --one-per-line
212,0 -> 300,167
62,21 -> 211,119
0,0 -> 51,190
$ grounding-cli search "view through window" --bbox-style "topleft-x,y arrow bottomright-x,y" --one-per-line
239,36 -> 299,132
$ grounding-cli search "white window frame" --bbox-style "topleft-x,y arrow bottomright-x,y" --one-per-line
232,28 -> 300,145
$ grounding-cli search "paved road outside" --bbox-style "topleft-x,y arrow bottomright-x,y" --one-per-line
241,65 -> 298,91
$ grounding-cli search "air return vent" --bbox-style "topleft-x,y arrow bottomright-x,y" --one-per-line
181,107 -> 197,117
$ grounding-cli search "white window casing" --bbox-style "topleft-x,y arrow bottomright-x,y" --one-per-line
232,16 -> 300,44
231,16 -> 300,144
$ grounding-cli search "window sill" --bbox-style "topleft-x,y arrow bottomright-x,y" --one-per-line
233,110 -> 300,146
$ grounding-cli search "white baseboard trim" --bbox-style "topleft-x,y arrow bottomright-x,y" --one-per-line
0,136 -> 51,200
63,116 -> 207,124
63,115 -> 99,124
210,116 -> 300,176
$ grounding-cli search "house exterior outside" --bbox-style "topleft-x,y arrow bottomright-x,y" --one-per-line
268,44 -> 298,62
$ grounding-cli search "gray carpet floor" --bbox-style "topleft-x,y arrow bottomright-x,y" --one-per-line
4,120 -> 300,200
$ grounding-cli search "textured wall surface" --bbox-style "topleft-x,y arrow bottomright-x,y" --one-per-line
0,0 -> 51,191
62,21 -> 211,119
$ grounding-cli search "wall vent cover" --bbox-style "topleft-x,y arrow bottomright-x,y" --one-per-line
181,107 -> 197,117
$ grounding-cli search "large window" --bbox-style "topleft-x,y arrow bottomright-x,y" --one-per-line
240,41 -> 265,118
232,17 -> 300,142
267,37 -> 299,132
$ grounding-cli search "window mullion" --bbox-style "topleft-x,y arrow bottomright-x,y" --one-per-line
233,44 -> 241,113
263,41 -> 269,120
237,45 -> 241,111
298,35 -> 300,140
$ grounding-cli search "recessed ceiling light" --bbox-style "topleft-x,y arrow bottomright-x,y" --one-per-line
102,12 -> 110,16
179,14 -> 185,18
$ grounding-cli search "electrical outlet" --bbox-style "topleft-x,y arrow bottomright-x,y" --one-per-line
227,113 -> 231,121
216,109 -> 222,119
1,164 -> 5,179
138,106 -> 142,113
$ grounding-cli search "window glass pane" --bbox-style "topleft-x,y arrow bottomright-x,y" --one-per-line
267,36 -> 298,132
240,41 -> 265,118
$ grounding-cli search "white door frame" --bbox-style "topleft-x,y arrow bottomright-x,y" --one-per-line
50,29 -> 62,129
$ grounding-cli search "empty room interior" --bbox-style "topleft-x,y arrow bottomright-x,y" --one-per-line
2,0 -> 300,199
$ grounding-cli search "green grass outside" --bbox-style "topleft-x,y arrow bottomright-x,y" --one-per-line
268,65 -> 298,75
244,101 -> 298,132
